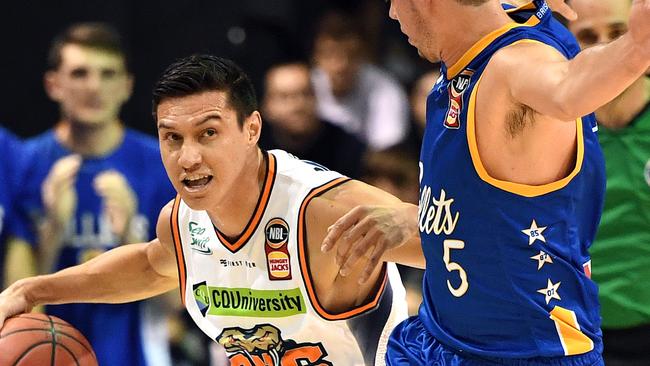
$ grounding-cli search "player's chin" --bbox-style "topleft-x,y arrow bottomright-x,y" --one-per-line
180,192 -> 214,211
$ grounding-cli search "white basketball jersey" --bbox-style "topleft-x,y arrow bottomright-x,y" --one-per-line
170,150 -> 408,366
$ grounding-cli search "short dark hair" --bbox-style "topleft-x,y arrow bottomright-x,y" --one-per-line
47,22 -> 129,71
152,54 -> 258,127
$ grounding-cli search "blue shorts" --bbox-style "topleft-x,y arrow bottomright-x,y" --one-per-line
386,316 -> 604,366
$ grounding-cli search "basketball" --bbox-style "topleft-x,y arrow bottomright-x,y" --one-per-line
0,313 -> 97,366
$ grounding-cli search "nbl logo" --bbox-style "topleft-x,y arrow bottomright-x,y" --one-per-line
264,218 -> 292,281
444,69 -> 474,129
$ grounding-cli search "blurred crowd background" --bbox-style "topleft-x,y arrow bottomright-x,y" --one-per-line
1,1 -> 434,365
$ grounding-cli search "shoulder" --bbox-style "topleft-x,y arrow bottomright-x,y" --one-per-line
271,149 -> 347,185
488,40 -> 568,75
24,130 -> 56,151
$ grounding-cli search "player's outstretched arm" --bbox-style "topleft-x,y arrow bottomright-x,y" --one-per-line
0,201 -> 179,328
320,180 -> 422,284
488,1 -> 650,122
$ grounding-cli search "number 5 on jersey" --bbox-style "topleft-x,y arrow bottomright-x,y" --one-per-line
444,239 -> 468,297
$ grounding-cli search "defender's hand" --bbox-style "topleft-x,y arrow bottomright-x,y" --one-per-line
94,170 -> 138,242
42,155 -> 81,228
322,203 -> 418,284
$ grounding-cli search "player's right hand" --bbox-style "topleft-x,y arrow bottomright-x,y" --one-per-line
0,280 -> 35,329
42,155 -> 82,228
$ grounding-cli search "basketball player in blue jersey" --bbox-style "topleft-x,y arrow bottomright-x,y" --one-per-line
321,0 -> 650,365
0,55 -> 424,366
13,23 -> 175,366
0,127 -> 35,289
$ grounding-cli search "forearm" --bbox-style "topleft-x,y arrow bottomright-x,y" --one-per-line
555,35 -> 649,119
12,243 -> 177,307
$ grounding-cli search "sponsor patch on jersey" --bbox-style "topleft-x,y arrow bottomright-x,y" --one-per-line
265,218 -> 292,280
192,283 -> 306,318
444,69 -> 474,129
188,221 -> 212,255
217,324 -> 332,366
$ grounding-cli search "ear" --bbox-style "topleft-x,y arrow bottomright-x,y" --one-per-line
245,111 -> 262,146
44,71 -> 62,102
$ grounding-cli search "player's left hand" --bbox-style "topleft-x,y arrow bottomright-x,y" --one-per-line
93,170 -> 138,243
322,203 -> 417,284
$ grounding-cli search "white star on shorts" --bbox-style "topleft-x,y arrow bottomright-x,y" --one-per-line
537,279 -> 561,304
521,219 -> 547,245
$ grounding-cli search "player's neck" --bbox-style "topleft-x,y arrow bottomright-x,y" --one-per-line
207,148 -> 266,239
596,77 -> 650,129
439,3 -> 512,70
54,118 -> 124,156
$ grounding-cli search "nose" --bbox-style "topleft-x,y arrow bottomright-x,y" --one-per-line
178,142 -> 202,171
84,72 -> 102,92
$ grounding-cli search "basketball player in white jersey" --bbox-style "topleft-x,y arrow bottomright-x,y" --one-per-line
0,55 -> 423,366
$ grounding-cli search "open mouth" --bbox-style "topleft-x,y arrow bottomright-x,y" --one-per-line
182,175 -> 213,189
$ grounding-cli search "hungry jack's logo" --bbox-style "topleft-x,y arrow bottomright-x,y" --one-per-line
265,218 -> 292,281
217,324 -> 332,366
445,69 -> 474,129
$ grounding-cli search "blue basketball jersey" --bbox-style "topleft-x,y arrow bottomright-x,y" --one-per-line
416,1 -> 605,359
0,127 -> 32,285
20,128 -> 175,366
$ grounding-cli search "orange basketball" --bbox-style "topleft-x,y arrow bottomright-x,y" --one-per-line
0,313 -> 97,366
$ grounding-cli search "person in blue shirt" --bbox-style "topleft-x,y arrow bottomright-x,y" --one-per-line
16,23 -> 175,366
0,127 -> 35,288
323,0 -> 650,365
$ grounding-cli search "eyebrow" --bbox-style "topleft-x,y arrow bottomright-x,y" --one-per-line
158,113 -> 222,130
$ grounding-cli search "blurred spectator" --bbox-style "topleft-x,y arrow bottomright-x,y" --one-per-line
260,61 -> 366,178
1,127 -> 36,288
361,147 -> 422,315
311,11 -> 409,151
17,23 -> 174,366
568,1 -> 650,365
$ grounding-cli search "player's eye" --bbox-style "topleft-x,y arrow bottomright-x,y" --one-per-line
202,128 -> 217,138
165,132 -> 182,142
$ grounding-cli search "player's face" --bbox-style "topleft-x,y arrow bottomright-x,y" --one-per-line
568,0 -> 630,50
157,90 -> 259,210
263,65 -> 317,135
388,0 -> 439,62
45,44 -> 132,126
